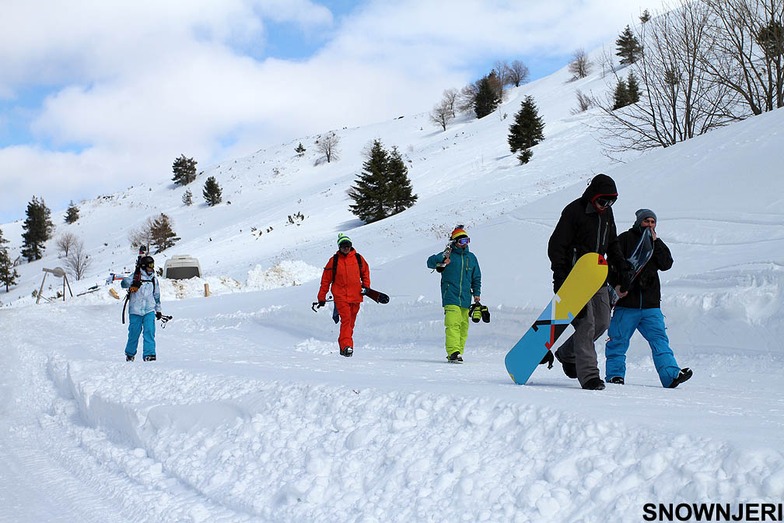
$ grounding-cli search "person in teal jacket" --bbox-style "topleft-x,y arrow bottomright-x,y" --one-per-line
427,226 -> 482,362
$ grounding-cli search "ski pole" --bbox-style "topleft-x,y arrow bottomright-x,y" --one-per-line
311,297 -> 334,312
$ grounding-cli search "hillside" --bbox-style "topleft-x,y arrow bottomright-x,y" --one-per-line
1,56 -> 784,522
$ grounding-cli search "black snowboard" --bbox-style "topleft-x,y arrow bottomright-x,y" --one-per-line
362,287 -> 389,304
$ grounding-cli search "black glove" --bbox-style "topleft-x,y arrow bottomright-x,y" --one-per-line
156,311 -> 162,320
318,301 -> 326,307
539,351 -> 554,368
619,261 -> 634,293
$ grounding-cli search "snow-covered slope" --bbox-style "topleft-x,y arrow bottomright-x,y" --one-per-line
1,56 -> 783,522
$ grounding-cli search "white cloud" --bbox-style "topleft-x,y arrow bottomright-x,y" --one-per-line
0,0 -> 664,222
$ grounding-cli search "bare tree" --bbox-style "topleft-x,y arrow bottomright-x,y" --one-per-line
441,88 -> 459,116
316,132 -> 341,164
568,49 -> 592,80
457,83 -> 479,114
594,0 -> 738,154
430,99 -> 455,131
571,90 -> 595,114
64,237 -> 91,281
506,60 -> 530,87
128,217 -> 156,253
702,0 -> 784,115
56,232 -> 79,257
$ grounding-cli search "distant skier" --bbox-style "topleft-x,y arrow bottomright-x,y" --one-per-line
605,209 -> 692,388
548,174 -> 629,390
427,226 -> 482,363
121,255 -> 162,361
317,233 -> 370,357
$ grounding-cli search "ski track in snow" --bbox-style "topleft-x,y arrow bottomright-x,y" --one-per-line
3,291 -> 783,522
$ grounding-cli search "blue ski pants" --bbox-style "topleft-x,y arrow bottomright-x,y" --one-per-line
125,311 -> 156,358
605,307 -> 680,387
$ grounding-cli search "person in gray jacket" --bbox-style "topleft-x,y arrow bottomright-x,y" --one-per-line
121,255 -> 162,361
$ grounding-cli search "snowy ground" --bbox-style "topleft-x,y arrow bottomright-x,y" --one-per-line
2,48 -> 784,522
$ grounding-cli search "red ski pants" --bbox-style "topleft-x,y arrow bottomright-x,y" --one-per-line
336,301 -> 361,350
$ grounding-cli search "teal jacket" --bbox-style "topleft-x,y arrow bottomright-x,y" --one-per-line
427,246 -> 481,308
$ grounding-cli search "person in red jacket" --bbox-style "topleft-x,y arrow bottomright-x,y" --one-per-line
317,233 -> 370,357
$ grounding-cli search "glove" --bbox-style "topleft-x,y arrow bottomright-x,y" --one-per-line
129,281 -> 141,293
619,261 -> 634,293
318,301 -> 326,307
156,311 -> 162,320
469,303 -> 482,323
480,305 -> 490,323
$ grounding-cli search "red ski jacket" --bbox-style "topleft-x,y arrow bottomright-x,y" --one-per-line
318,248 -> 370,304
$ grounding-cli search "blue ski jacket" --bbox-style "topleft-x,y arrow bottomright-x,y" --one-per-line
427,246 -> 481,308
121,270 -> 161,316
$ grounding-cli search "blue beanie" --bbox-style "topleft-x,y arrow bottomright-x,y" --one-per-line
634,209 -> 657,229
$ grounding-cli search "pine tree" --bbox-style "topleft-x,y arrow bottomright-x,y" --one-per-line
21,196 -> 54,261
150,213 -> 180,253
64,201 -> 80,224
626,72 -> 641,104
507,96 -> 545,165
202,176 -> 223,206
384,147 -> 418,216
613,78 -> 630,110
295,142 -> 306,156
616,25 -> 642,66
172,154 -> 198,186
0,228 -> 19,292
182,188 -> 193,206
348,141 -> 417,223
474,74 -> 501,119
348,140 -> 388,223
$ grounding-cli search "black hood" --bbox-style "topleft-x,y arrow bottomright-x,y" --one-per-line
582,173 -> 618,202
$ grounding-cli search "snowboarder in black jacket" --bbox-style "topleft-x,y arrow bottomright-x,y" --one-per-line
547,174 -> 629,390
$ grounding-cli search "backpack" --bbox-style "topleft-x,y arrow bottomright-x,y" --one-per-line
331,252 -> 366,287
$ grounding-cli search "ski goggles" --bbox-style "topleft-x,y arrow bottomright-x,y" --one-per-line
455,237 -> 470,246
595,196 -> 617,208
339,242 -> 352,249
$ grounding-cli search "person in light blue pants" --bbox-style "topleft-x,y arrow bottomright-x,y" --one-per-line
125,312 -> 157,359
606,307 -> 680,386
121,255 -> 162,362
605,209 -> 692,388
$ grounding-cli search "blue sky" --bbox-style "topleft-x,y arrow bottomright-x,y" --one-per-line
0,0 -> 662,224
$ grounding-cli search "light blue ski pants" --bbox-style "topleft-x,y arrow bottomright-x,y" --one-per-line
605,307 -> 680,387
125,311 -> 156,358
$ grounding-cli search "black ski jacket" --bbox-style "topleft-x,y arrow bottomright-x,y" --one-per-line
548,175 -> 625,290
610,226 -> 673,309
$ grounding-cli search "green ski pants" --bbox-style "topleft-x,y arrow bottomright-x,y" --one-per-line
444,304 -> 469,356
